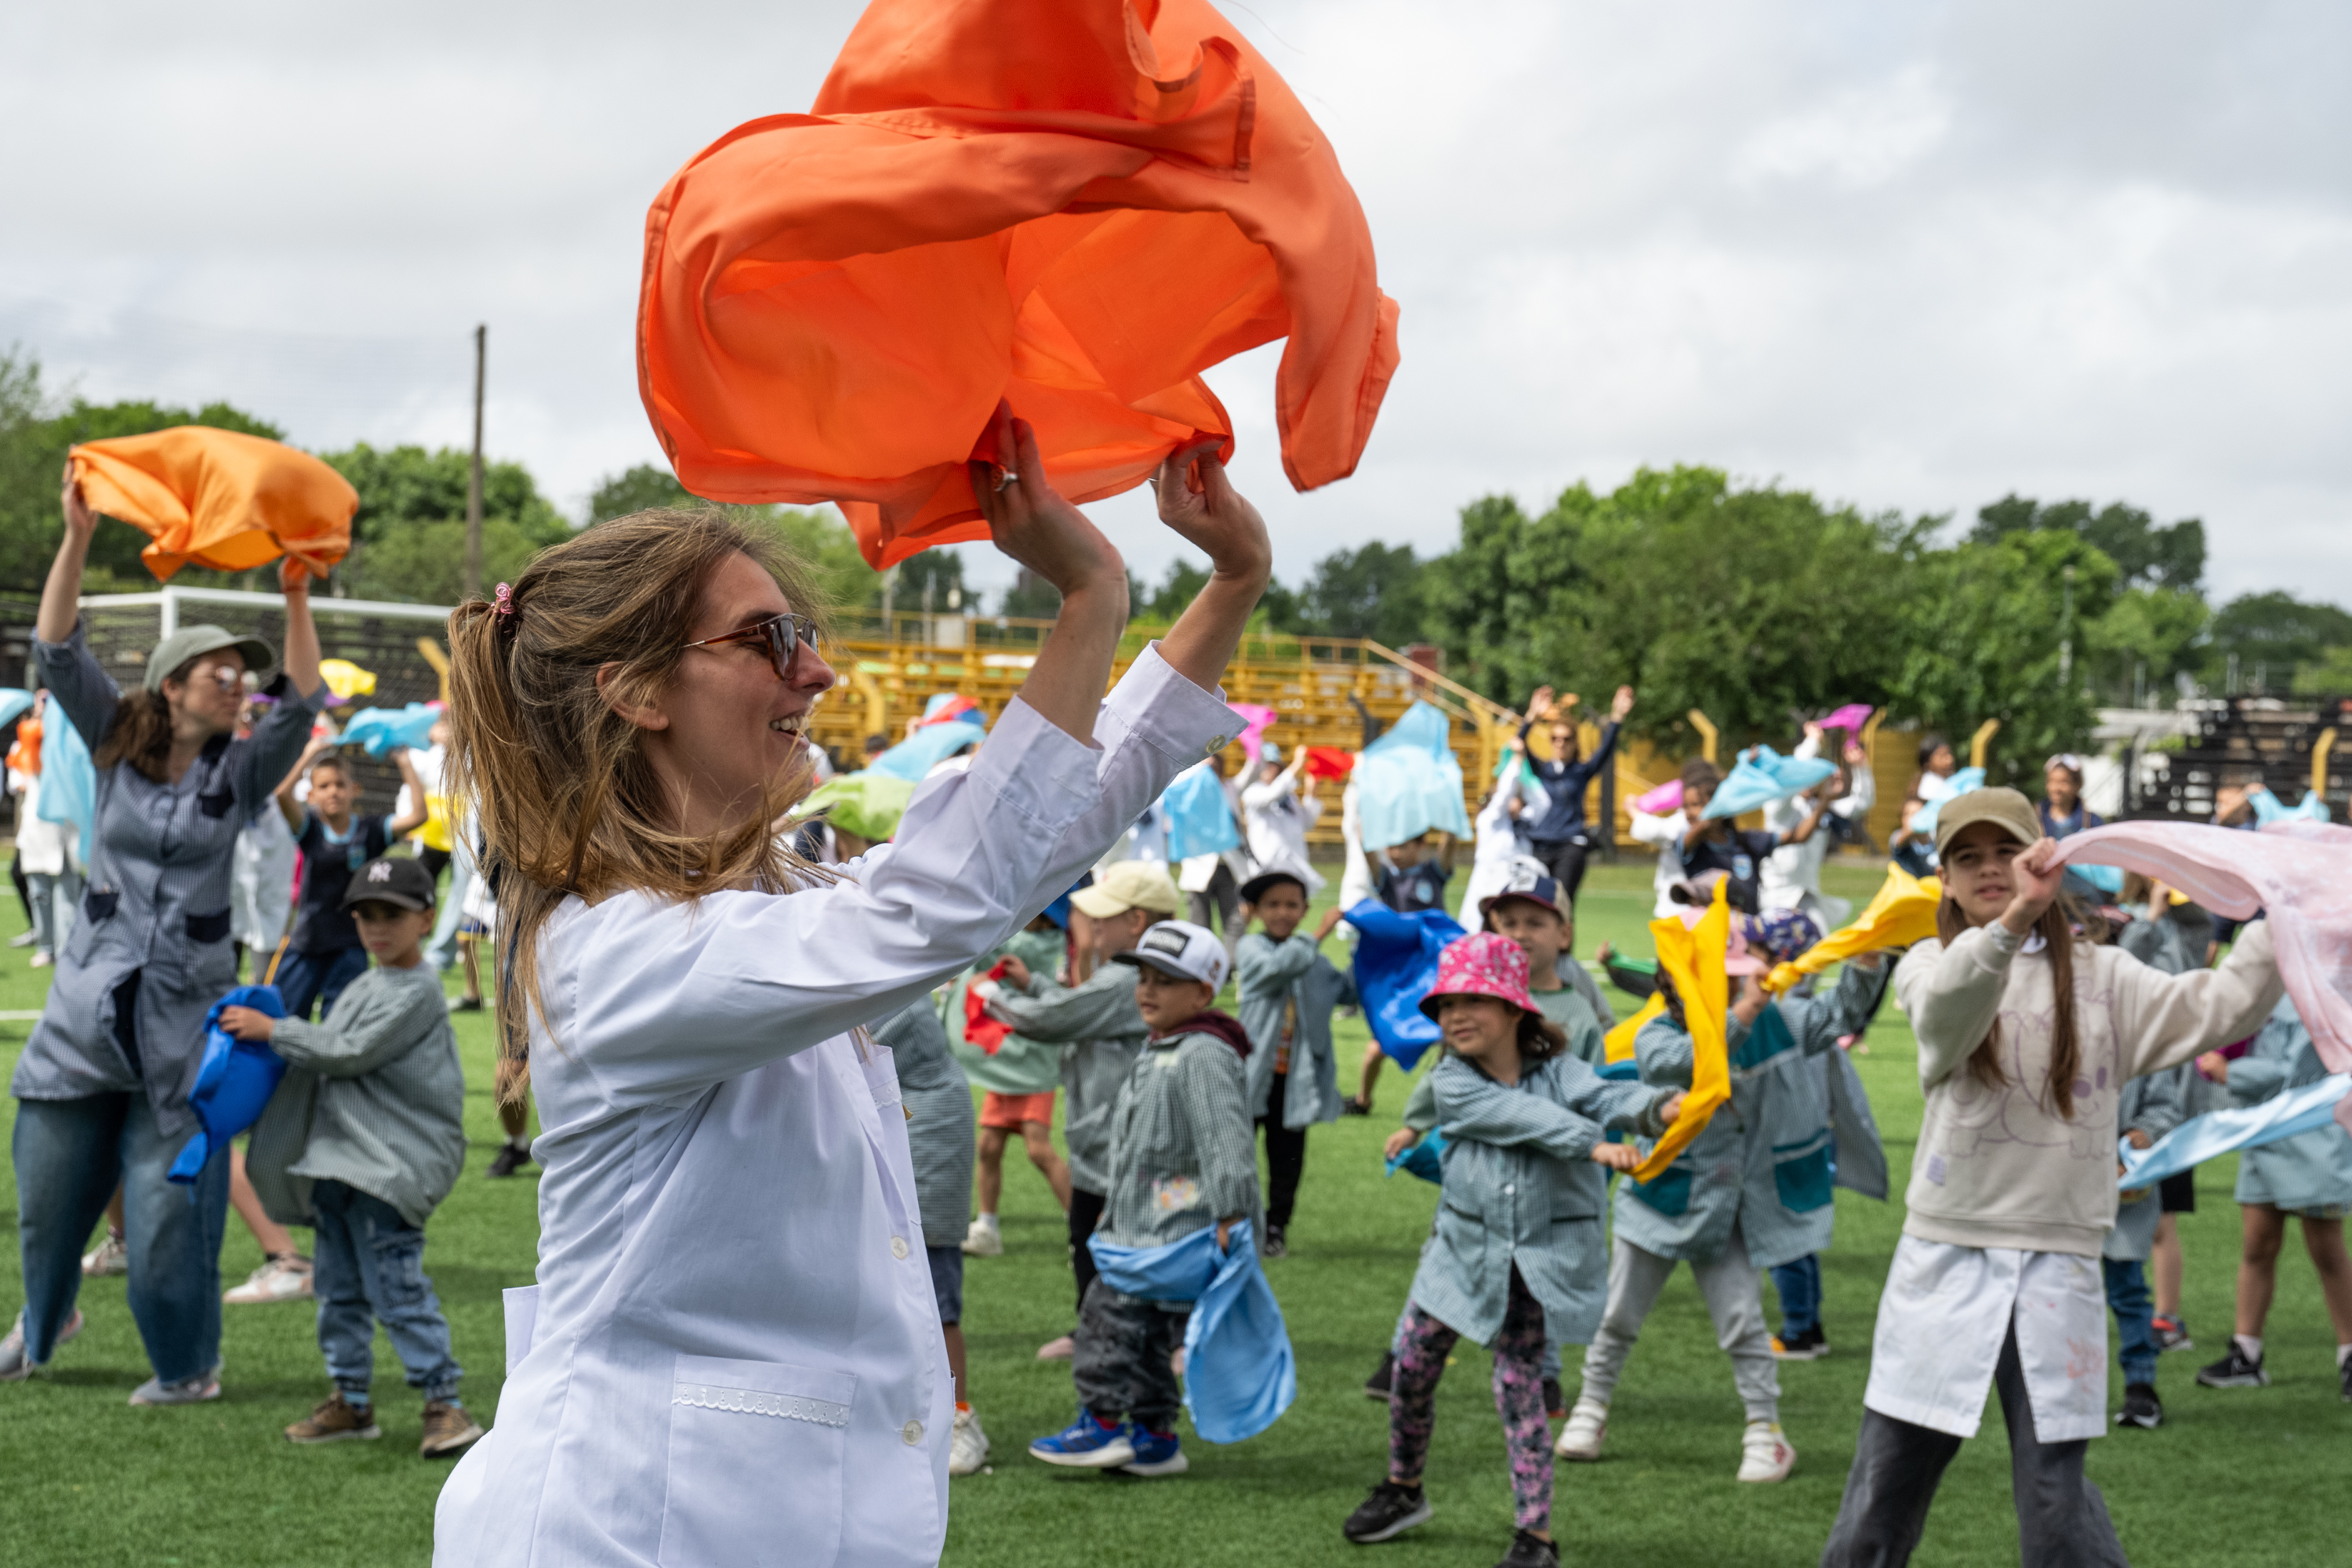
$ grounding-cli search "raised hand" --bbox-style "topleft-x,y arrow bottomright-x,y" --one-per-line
59,463 -> 98,541
1149,437 -> 1270,693
1149,439 -> 1269,586
1610,685 -> 1635,722
967,400 -> 1123,601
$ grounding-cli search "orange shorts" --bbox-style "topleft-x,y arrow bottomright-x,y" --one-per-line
979,1091 -> 1057,1131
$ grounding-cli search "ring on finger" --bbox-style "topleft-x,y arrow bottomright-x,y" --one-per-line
996,466 -> 1019,492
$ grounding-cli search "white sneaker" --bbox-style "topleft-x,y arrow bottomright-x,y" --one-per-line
960,1218 -> 1003,1258
82,1234 -> 129,1277
223,1255 -> 314,1305
1737,1420 -> 1795,1483
1,1309 -> 82,1381
1555,1398 -> 1608,1461
949,1406 -> 991,1475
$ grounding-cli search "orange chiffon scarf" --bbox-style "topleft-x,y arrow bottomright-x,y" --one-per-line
69,426 -> 355,582
637,0 -> 1399,567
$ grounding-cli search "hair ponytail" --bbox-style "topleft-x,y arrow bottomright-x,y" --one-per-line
443,509 -> 836,1111
1936,895 -> 2084,1120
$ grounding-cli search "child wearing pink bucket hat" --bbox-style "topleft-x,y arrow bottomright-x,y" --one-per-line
1343,933 -> 1682,1568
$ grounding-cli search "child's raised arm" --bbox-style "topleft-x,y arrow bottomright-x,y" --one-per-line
275,735 -> 331,831
386,746 -> 432,836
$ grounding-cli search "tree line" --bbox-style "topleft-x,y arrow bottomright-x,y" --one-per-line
5,348 -> 2346,786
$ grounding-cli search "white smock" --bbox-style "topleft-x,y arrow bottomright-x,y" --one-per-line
230,804 -> 296,953
431,647 -> 1235,1568
1455,771 -> 1544,927
13,771 -> 75,879
1629,807 -> 1686,919
1240,753 -> 1324,891
1863,1236 -> 2108,1443
1759,735 -> 1875,929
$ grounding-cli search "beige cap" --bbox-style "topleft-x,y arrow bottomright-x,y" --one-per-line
1933,786 -> 2044,858
1069,861 -> 1184,919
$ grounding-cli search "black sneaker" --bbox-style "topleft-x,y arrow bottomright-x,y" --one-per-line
2151,1314 -> 2193,1353
2115,1382 -> 2163,1428
1363,1351 -> 1395,1401
1341,1479 -> 1432,1544
1261,1224 -> 1287,1259
485,1142 -> 535,1178
1772,1325 -> 1831,1361
1494,1528 -> 1559,1568
1340,1098 -> 1373,1117
2195,1344 -> 2269,1388
2339,1356 -> 2351,1404
1541,1376 -> 1565,1421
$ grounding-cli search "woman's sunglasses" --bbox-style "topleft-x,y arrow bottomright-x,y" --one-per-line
681,612 -> 821,682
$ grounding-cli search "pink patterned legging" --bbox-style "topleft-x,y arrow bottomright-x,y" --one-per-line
1388,1268 -> 1552,1534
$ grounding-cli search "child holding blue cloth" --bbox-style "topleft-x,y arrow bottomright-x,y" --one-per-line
1343,933 -> 1677,1568
1029,920 -> 1258,1479
227,855 -> 476,1458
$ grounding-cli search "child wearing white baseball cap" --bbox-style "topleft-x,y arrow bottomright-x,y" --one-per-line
1028,920 -> 1258,1480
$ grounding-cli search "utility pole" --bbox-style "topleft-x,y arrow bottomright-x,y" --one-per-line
2058,564 -> 2074,690
465,324 -> 486,601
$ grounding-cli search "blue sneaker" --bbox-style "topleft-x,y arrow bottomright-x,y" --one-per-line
1117,1426 -> 1189,1477
1028,1410 -> 1136,1468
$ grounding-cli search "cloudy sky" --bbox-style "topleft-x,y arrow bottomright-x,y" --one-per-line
5,1 -> 2346,604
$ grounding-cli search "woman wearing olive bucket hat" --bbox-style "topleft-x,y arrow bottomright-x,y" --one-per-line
0,466 -> 324,1403
1820,787 -> 2283,1567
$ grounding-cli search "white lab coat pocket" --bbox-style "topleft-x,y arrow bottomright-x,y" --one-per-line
657,1353 -> 857,1568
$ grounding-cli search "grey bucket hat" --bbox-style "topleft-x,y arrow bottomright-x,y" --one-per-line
144,625 -> 277,694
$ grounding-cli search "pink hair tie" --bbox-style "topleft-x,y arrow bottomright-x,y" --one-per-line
492,583 -> 516,630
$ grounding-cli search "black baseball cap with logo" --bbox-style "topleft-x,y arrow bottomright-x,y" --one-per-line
340,856 -> 437,913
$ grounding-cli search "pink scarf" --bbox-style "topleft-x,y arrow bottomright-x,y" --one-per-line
2049,822 -> 2352,1127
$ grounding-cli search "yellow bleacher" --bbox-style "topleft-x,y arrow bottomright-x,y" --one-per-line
812,612 -> 1953,852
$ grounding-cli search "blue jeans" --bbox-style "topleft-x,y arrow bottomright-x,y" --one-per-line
12,1092 -> 230,1382
274,946 -> 372,1023
310,1179 -> 462,1403
2103,1258 -> 2158,1388
1770,1254 -> 1822,1338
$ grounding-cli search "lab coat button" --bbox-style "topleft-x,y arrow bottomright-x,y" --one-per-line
902,1419 -> 925,1445
891,1236 -> 910,1261
1502,1184 -> 1515,1196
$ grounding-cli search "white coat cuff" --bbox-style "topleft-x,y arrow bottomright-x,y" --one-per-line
1105,641 -> 1237,766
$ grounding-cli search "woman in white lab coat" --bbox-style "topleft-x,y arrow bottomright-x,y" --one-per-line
431,409 -> 1269,1568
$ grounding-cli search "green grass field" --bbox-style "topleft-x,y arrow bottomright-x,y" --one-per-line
1,860 -> 2343,1567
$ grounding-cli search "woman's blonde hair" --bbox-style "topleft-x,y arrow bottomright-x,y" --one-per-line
444,509 -> 832,1109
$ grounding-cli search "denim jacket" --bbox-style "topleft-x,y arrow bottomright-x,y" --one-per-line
1611,958 -> 1889,1270
13,620 -> 318,1135
1408,1053 -> 1671,1348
